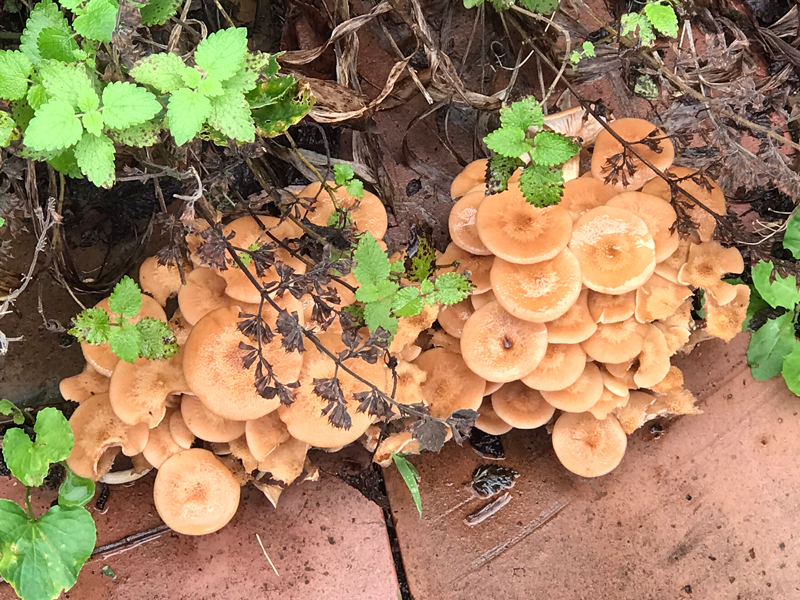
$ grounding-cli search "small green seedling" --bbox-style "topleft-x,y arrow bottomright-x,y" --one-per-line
569,41 -> 596,65
391,452 -> 422,517
333,163 -> 365,199
462,0 -> 558,14
620,1 -> 680,47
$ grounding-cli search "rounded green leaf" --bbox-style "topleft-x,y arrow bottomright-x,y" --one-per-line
74,132 -> 116,188
2,428 -> 49,487
0,50 -> 33,101
58,466 -> 96,508
34,407 -> 74,465
167,87 -> 212,146
108,275 -> 143,317
23,98 -> 83,151
101,81 -> 161,130
72,0 -> 118,42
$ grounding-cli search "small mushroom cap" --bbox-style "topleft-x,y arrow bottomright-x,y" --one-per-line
582,317 -> 649,363
60,363 -> 110,403
168,309 -> 194,346
437,298 -> 474,338
560,177 -> 618,222
400,344 -> 423,362
647,388 -> 701,418
448,186 -> 492,255
389,302 -> 440,353
168,407 -> 195,449
588,387 -> 630,420
82,296 -> 167,377
142,409 -> 184,468
393,360 -> 428,414
278,332 -> 390,448
438,243 -> 494,294
590,118 -> 675,191
245,411 -> 291,462
181,394 -> 246,443
614,390 -> 656,434
373,430 -> 421,468
545,288 -> 597,343
604,359 -> 634,379
475,398 -> 513,435
229,435 -> 260,472
654,237 -> 691,284
476,188 -> 573,264
587,290 -> 635,324
178,267 -> 233,326
569,206 -> 656,295
649,365 -> 684,394
601,367 -> 635,396
705,284 -> 750,343
415,348 -> 486,418
492,381 -> 556,429
460,301 -> 548,382
606,192 -> 679,262
154,448 -> 241,535
67,393 -> 150,480
109,352 -> 190,428
543,106 -> 604,144
257,436 -> 310,484
451,158 -> 488,199
430,329 -> 462,354
634,324 -> 671,388
540,362 -> 604,412
139,256 -> 191,307
484,381 -> 504,396
300,181 -> 388,239
635,273 -> 693,323
520,343 -> 587,391
183,306 -> 303,421
552,412 -> 627,477
677,241 -> 744,305
491,249 -> 583,323
654,321 -> 691,356
471,289 -> 496,311
642,166 -> 726,242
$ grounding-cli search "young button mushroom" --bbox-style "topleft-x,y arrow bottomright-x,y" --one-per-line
605,192 -> 679,262
551,412 -> 628,477
438,298 -> 474,338
491,381 -> 556,429
590,118 -> 675,191
581,317 -> 649,363
490,249 -> 583,323
178,267 -> 234,326
540,362 -> 604,413
475,398 -> 513,435
299,181 -> 388,240
153,448 -> 241,535
245,411 -> 291,462
438,243 -> 494,294
635,273 -> 692,323
677,241 -> 744,305
545,288 -> 597,344
59,363 -> 110,403
569,206 -> 656,295
705,284 -> 750,343
450,158 -> 488,199
633,325 -> 671,388
559,178 -> 618,222
459,301 -> 548,382
587,290 -> 636,324
520,343 -> 587,392
449,186 -> 492,255
415,348 -> 486,417
257,436 -> 310,485
139,256 -> 192,308
180,394 -> 246,443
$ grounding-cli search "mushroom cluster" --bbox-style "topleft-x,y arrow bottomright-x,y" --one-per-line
435,113 -> 750,478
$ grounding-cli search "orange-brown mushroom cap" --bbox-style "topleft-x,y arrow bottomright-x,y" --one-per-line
451,158 -> 488,199
475,398 -> 513,435
470,289 -> 496,311
654,237 -> 691,284
546,288 -> 597,343
245,412 -> 291,462
634,324 -> 671,388
551,412 -> 628,477
168,407 -> 195,449
614,390 -> 656,434
300,181 -> 388,240
581,317 -> 649,363
139,256 -> 191,307
59,363 -> 110,403
560,177 -> 618,222
178,267 -> 233,326
635,273 -> 692,323
437,298 -> 474,338
649,365 -> 684,394
257,436 -> 310,485
588,387 -> 630,420
520,343 -> 586,391
705,284 -> 750,343
438,243 -> 494,294
587,290 -> 635,324
540,361 -> 604,413
605,192 -> 679,262
180,394 -> 246,443
415,348 -> 486,418
448,186 -> 492,255
142,408 -> 184,468
491,381 -> 556,429
677,241 -> 744,305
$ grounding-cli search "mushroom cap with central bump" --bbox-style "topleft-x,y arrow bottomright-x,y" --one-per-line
246,411 -> 291,461
521,343 -> 586,391
540,361 -> 604,412
677,241 -> 744,305
415,348 -> 486,418
491,381 -> 556,429
460,301 -> 548,382
551,412 -> 628,477
278,332 -> 390,448
476,186 -> 573,264
582,317 -> 649,363
491,249 -> 582,323
60,363 -> 110,403
587,290 -> 635,324
559,177 -> 618,222
569,206 -> 656,295
438,243 -> 494,294
180,394 -> 246,443
450,158 -> 488,199
183,306 -> 304,421
605,192 -> 679,262
153,448 -> 241,535
448,186 -> 492,255
545,288 -> 597,343
299,181 -> 388,239
139,256 -> 191,307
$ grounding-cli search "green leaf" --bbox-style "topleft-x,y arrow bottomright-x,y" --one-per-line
24,99 -> 83,151
0,112 -> 18,148
245,75 -> 295,109
108,275 -> 142,317
746,311 -> 798,381
583,40 -> 596,57
354,280 -> 399,304
390,261 -> 405,274
518,0 -> 558,12
363,297 -> 397,337
130,52 -> 193,93
223,67 -> 258,95
391,452 -> 422,517
333,163 -> 354,186
20,0 -> 73,66
484,127 -> 532,158
108,121 -> 161,147
207,90 -> 255,142
0,502 -> 96,600
783,344 -> 800,396
39,61 -> 96,110
74,132 -> 116,188
72,0 -> 118,42
38,26 -> 83,62
783,211 -> 800,259
410,237 -> 436,283
621,11 -> 656,46
136,317 -> 179,360
2,429 -> 49,487
644,1 -> 679,38
346,179 -> 364,199
499,97 -> 543,131
34,408 -> 74,465
518,162 -> 565,207
81,110 -> 104,136
463,0 -> 484,7
47,148 -> 82,178
69,307 -> 111,344
751,260 -> 800,310
101,81 -> 161,130
485,154 -> 521,194
569,50 -> 581,65
27,83 -> 49,110
139,0 -> 182,25
530,131 -> 580,167
434,272 -> 472,305
167,88 -> 212,146
352,232 -> 391,286
252,82 -> 314,137
58,466 -> 96,508
633,75 -> 659,100
181,67 -> 202,89
197,76 -> 224,97
419,278 -> 434,296
0,50 -> 33,101
0,399 -> 24,425
57,0 -> 83,10
393,286 -> 424,317
109,321 -> 142,363
101,565 -> 116,578
194,27 -> 248,82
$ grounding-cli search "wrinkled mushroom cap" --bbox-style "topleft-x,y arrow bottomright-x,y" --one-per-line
139,256 -> 191,307
475,398 -> 513,435
415,348 -> 486,418
649,365 -> 684,394
520,343 -> 586,391
587,290 -> 635,324
677,241 -> 744,305
389,302 -> 440,353
492,381 -> 556,429
635,273 -> 692,323
540,361 -> 604,413
451,158 -> 488,199
545,288 -> 597,343
300,181 -> 388,240
614,390 -> 656,434
551,412 -> 628,477
448,186 -> 492,255
181,394 -> 246,443
634,325 -> 671,388
705,284 -> 750,343
60,363 -> 110,403
438,243 -> 494,294
582,317 -> 649,363
560,177 -> 618,222
393,359 -> 428,414
653,321 -> 691,356
437,298 -> 474,339
606,192 -> 679,262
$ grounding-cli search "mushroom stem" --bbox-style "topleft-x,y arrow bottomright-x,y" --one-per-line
100,468 -> 153,485
561,155 -> 580,182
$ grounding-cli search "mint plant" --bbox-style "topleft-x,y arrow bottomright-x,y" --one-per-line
332,163 -> 365,199
620,1 -> 680,47
68,276 -> 178,362
0,406 -> 97,600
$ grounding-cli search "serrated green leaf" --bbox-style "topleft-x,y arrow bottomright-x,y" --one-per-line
484,127 -> 532,158
747,311 -> 798,380
518,0 -> 558,12
0,112 -> 18,148
518,162 -> 564,207
391,452 -> 421,517
0,399 -> 24,425
27,83 -> 48,110
130,52 -> 193,93
101,81 -> 161,130
393,286 -> 424,317
247,51 -> 279,78
109,321 -> 142,363
24,98 -> 83,151
11,99 -> 35,131
633,75 -> 659,100
354,280 -> 399,304
58,466 -> 96,508
346,179 -> 364,199
500,97 -> 544,131
195,27 -> 248,82
333,163 -> 354,186
68,306 -> 111,344
0,50 -> 33,101
139,0 -> 182,26
783,212 -> 800,259
410,237 -> 436,283
108,275 -> 142,317
197,76 -> 224,97
38,26 -> 82,62
621,11 -> 656,46
20,0 -> 73,66
167,87 -> 211,146
751,260 -> 800,309
485,154 -> 522,194
73,0 -> 118,42
136,317 -> 179,360
39,61 -> 96,110
74,132 -> 115,188
434,271 -> 472,305
108,121 -> 161,147
783,344 -> 800,396
245,75 -> 296,109
419,278 -> 434,296
644,1 -> 678,38
34,408 -> 74,465
353,232 -> 391,286
181,67 -> 202,89
57,0 -> 83,10
570,50 -> 581,65
207,89 -> 255,142
48,148 -> 82,178
81,110 -> 103,136
583,40 -> 596,57
530,131 -> 580,166
390,261 -> 405,274
463,0 -> 484,7
363,297 -> 397,337
223,67 -> 258,94
252,82 -> 314,137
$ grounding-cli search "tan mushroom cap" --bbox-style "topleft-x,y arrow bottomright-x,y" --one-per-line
154,448 -> 241,535
677,241 -> 744,305
654,237 -> 691,284
551,412 -> 628,477
389,302 -> 440,353
430,329 -> 462,354
491,249 -> 583,323
649,365 -> 684,394
544,105 -> 604,144
139,256 -> 191,307
438,243 -> 494,294
614,390 -> 656,434
582,317 -> 649,363
590,118 -> 675,191
634,325 -> 671,388
460,301 -> 548,382
415,348 -> 486,418
647,388 -> 701,418
373,429 -> 422,467
540,362 -> 604,412
476,187 -> 573,264
178,268 -> 233,326
60,363 -> 110,403
109,352 -> 190,428
546,288 -> 597,343
183,306 -> 303,421
492,381 -> 556,429
82,296 -> 167,377
400,344 -> 422,362
393,360 -> 428,412
588,387 -> 630,420
181,394 -> 246,443
277,332 -> 390,448
169,309 -> 194,346
245,411 -> 290,462
228,435 -> 259,472
448,186 -> 492,255
484,380 -> 504,396
219,216 -> 307,304
438,298 -> 474,338
142,409 -> 184,468
67,393 -> 150,480
475,398 -> 513,436
569,206 -> 656,295
604,360 -> 634,379
635,273 -> 692,323
300,181 -> 388,239
587,290 -> 635,324
602,367 -> 635,396
654,322 -> 691,356
705,284 -> 750,343
471,289 -> 496,311
168,407 -> 195,449
237,293 -> 306,329
642,166 -> 726,242
451,158 -> 488,199
257,436 -> 310,484
606,192 -> 679,262
560,177 -> 618,222
521,343 -> 586,391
